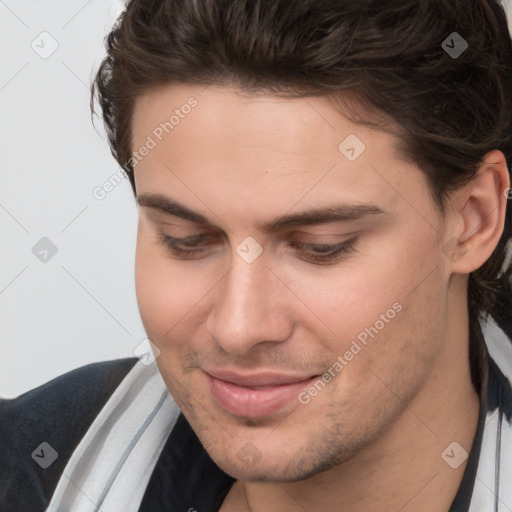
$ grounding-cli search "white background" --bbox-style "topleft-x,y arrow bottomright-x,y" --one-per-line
0,0 -> 146,398
1,0 -> 512,398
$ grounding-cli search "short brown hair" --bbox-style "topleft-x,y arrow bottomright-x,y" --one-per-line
91,0 -> 512,339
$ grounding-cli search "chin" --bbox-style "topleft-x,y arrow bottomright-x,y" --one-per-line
205,429 -> 361,483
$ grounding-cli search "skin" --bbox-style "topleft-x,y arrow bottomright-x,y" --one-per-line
132,83 -> 510,511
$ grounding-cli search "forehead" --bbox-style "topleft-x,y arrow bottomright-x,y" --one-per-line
130,84 -> 432,226
131,84 -> 397,157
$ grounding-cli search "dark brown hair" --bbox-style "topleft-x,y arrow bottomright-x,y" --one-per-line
91,0 -> 512,343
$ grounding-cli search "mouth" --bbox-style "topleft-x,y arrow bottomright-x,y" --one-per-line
203,369 -> 319,418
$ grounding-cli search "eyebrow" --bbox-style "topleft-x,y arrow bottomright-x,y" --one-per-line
136,193 -> 385,232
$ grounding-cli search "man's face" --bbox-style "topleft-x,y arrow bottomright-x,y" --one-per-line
133,84 -> 453,481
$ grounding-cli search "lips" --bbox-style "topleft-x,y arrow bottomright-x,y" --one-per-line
204,368 -> 318,418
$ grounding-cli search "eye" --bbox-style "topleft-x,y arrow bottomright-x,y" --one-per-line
157,232 -> 216,259
289,238 -> 358,264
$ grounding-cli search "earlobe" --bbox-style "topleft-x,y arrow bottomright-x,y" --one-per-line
447,150 -> 510,274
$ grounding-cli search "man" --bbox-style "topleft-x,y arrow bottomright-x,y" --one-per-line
2,0 -> 512,510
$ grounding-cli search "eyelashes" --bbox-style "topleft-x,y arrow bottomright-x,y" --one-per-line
288,238 -> 357,263
156,231 -> 358,264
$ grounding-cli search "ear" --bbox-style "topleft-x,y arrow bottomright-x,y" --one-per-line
443,150 -> 510,274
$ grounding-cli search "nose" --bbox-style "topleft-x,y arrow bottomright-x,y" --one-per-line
206,247 -> 294,355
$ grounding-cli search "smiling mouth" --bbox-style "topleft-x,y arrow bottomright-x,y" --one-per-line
204,370 -> 319,418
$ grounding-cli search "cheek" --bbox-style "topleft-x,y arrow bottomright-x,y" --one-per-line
287,244 -> 424,333
290,225 -> 445,360
134,230 -> 203,344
